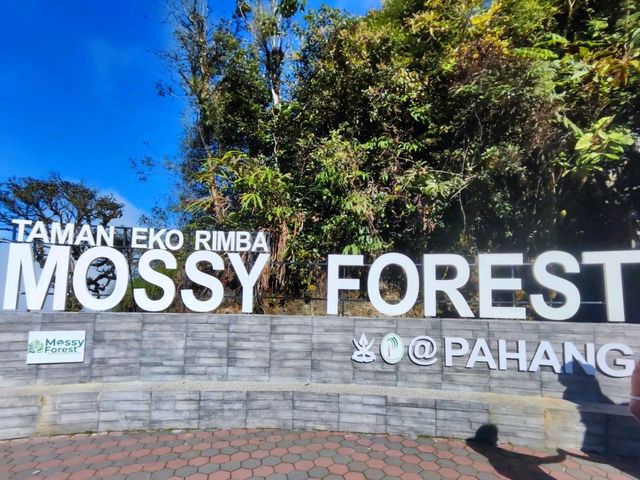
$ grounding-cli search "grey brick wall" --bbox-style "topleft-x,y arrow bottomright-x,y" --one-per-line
0,312 -> 639,455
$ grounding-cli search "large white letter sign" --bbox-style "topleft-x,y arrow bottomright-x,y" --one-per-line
478,253 -> 526,319
11,219 -> 32,241
3,243 -> 70,311
73,247 -> 129,311
228,253 -> 270,313
596,343 -> 635,377
181,250 -> 225,312
444,337 -> 470,366
582,250 -> 640,322
530,251 -> 581,321
327,254 -> 364,315
134,249 -> 177,312
423,254 -> 473,318
368,253 -> 419,316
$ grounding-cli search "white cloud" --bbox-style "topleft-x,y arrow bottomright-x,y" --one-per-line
105,191 -> 148,228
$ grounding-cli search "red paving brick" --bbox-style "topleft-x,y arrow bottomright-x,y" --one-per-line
314,457 -> 332,467
274,462 -> 295,473
94,466 -> 119,477
119,463 -> 143,474
328,463 -> 349,475
0,428 -> 637,479
252,465 -> 274,476
142,460 -> 166,472
209,472 -> 231,480
67,470 -> 95,480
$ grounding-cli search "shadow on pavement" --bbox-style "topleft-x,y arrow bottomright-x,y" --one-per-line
558,448 -> 640,479
466,424 -> 565,480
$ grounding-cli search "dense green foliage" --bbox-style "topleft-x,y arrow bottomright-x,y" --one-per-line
169,0 -> 640,298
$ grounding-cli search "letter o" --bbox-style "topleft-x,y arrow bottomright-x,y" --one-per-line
73,247 -> 129,311
367,253 -> 420,316
165,230 -> 184,251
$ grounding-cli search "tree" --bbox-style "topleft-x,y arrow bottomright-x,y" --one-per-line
235,0 -> 306,106
166,0 -> 300,302
167,0 -> 640,316
0,174 -> 125,309
165,0 -> 271,223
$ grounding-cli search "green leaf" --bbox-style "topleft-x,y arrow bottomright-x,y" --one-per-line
593,116 -> 614,130
575,133 -> 594,151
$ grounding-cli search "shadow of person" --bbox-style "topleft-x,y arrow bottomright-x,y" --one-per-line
558,360 -> 614,453
466,424 -> 565,480
557,361 -> 640,477
558,361 -> 612,403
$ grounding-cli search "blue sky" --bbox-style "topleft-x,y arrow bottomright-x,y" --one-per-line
0,0 -> 379,226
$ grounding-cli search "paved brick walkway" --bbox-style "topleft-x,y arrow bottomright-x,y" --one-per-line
0,429 -> 637,480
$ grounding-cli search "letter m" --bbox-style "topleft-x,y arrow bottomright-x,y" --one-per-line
3,244 -> 70,310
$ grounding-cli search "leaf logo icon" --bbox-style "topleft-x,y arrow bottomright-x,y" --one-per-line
380,333 -> 404,365
352,333 -> 376,363
28,340 -> 44,354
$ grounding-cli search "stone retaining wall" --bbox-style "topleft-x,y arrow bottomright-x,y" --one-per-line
1,313 -> 639,455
